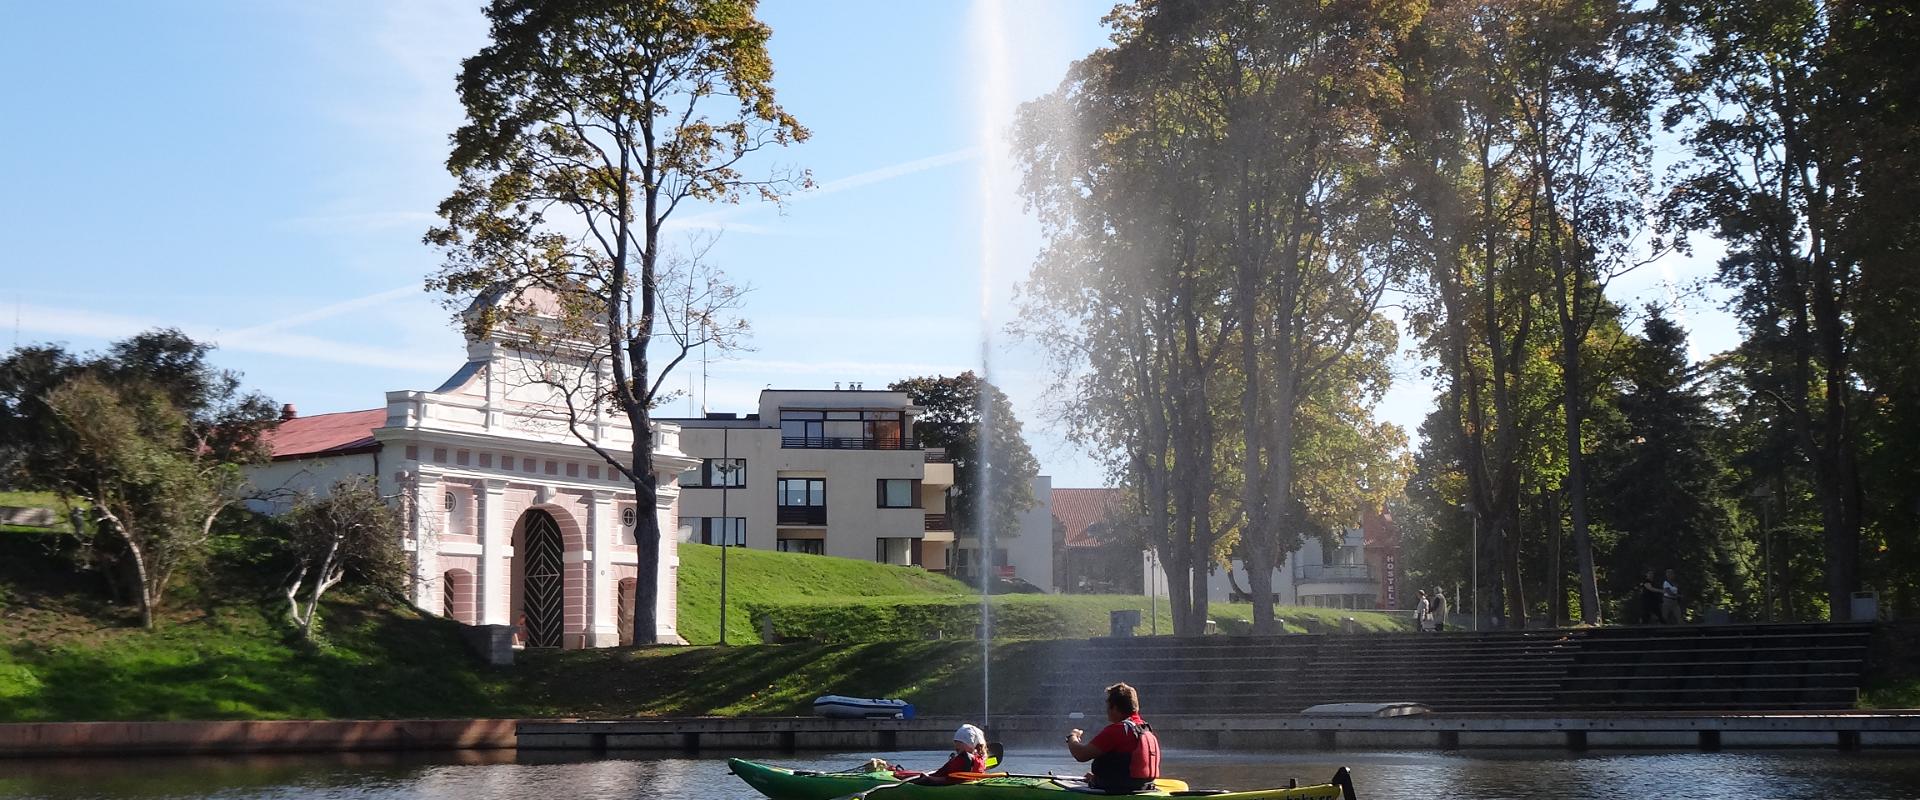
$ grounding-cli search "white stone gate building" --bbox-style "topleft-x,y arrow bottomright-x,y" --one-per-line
248,292 -> 697,647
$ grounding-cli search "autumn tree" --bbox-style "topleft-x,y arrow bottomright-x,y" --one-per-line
427,0 -> 807,643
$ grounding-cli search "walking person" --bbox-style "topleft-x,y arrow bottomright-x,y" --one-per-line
1431,586 -> 1449,632
1661,569 -> 1685,624
1414,589 -> 1431,632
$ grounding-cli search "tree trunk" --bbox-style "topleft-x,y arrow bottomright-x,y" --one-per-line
1559,340 -> 1602,625
629,426 -> 661,644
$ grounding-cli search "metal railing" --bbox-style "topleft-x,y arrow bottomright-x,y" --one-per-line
1293,563 -> 1375,582
776,506 -> 828,526
781,436 -> 920,451
924,448 -> 953,463
924,513 -> 951,531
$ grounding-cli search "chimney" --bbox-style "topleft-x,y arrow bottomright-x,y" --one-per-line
280,403 -> 297,421
834,382 -> 841,390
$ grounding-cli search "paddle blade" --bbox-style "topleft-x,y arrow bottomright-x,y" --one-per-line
985,742 -> 1005,770
1152,779 -> 1190,792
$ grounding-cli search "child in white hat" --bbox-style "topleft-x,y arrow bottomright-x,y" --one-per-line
930,723 -> 988,778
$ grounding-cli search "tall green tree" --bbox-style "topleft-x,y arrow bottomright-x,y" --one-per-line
1591,309 -> 1751,614
890,373 -> 1040,548
1659,0 -> 1920,619
427,0 -> 807,643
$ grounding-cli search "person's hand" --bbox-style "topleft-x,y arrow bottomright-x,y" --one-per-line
1066,728 -> 1083,744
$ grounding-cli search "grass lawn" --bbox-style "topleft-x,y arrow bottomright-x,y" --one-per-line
0,490 -> 75,534
676,543 -> 968,645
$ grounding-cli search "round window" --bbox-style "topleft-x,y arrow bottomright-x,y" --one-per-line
444,492 -> 456,513
621,507 -> 636,527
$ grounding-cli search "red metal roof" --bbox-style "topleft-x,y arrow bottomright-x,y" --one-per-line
1052,487 -> 1122,548
263,408 -> 385,460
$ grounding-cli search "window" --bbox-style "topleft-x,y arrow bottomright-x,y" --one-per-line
702,458 -> 746,487
875,537 -> 913,566
780,409 -> 912,448
778,538 -> 824,555
876,478 -> 921,508
777,477 -> 827,525
780,410 -> 825,442
699,517 -> 746,547
778,478 -> 825,506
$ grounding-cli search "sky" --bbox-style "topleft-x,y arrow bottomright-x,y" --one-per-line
0,1 -> 1740,490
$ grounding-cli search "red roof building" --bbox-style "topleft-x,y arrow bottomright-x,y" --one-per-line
261,408 -> 385,460
1051,487 -> 1122,548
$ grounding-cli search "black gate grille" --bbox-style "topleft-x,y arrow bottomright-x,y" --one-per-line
522,510 -> 564,648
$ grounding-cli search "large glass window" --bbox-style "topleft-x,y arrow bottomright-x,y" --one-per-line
780,410 -> 824,442
702,458 -> 746,487
876,478 -> 920,508
700,517 -> 746,547
778,538 -> 824,555
778,477 -> 825,506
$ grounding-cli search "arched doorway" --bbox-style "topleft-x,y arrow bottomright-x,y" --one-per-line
519,509 -> 565,648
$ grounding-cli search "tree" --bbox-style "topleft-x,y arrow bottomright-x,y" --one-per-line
427,0 -> 807,644
281,478 -> 407,639
889,373 -> 1039,546
1658,0 -> 1920,619
4,331 -> 276,628
1590,309 -> 1751,614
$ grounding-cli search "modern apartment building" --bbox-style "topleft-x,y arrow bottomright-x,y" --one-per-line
662,389 -> 957,568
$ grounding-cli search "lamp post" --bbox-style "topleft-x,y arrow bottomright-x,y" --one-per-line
1749,484 -> 1772,623
1462,501 -> 1479,631
716,427 -> 738,645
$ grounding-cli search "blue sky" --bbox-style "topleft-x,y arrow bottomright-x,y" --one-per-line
0,1 -> 1736,489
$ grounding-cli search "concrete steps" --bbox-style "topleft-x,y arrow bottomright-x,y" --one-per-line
1040,622 -> 1877,714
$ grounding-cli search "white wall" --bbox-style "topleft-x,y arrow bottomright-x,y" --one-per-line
242,453 -> 379,514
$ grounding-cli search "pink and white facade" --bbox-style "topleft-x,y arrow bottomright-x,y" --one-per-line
248,292 -> 697,647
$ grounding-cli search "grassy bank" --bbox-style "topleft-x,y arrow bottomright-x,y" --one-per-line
675,543 -> 967,645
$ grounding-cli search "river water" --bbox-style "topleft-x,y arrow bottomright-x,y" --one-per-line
3,748 -> 1919,800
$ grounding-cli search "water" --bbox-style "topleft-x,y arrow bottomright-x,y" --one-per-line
970,0 -> 1016,732
5,749 -> 1920,800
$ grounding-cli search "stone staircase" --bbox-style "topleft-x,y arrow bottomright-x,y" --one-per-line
1039,622 -> 1874,714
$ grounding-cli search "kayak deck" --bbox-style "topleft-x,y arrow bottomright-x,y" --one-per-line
726,759 -> 1356,800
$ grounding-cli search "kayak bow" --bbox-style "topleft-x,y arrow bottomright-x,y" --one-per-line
726,759 -> 1358,800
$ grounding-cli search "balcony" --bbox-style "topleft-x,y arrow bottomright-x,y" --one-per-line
924,513 -> 951,532
777,506 -> 827,526
781,436 -> 920,451
1293,563 -> 1374,582
924,447 -> 953,463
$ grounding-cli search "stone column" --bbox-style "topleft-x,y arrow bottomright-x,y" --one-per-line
480,478 -> 511,626
588,489 -> 616,646
412,472 -> 442,611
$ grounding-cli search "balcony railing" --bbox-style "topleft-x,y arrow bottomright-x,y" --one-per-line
1293,563 -> 1375,582
777,506 -> 828,526
924,448 -> 952,463
925,513 -> 951,532
781,436 -> 920,451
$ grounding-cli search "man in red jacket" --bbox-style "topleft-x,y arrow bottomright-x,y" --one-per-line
1065,683 -> 1161,792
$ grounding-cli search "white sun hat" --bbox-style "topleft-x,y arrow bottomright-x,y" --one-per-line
953,723 -> 987,747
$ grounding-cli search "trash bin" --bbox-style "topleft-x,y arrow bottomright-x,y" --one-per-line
1851,591 -> 1880,621
1110,609 -> 1141,637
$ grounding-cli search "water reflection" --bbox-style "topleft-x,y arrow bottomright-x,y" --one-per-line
3,748 -> 1919,800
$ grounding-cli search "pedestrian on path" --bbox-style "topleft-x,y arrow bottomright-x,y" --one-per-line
1432,586 -> 1449,632
1638,570 -> 1664,624
1415,589 -> 1431,632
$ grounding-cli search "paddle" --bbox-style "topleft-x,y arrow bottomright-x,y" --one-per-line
827,743 -> 1007,800
948,771 -> 1190,793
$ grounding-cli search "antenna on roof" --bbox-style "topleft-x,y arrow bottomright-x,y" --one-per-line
700,338 -> 709,416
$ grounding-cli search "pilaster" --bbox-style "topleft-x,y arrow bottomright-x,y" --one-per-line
480,479 -> 511,625
588,489 -> 617,646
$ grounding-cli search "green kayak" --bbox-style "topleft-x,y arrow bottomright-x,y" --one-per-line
727,758 -> 1357,800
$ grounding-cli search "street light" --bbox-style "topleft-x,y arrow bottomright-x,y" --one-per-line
1462,501 -> 1479,631
716,427 -> 739,646
1749,484 -> 1772,623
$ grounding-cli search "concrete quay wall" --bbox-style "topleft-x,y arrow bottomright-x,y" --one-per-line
0,719 -> 517,758
517,713 -> 1920,753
